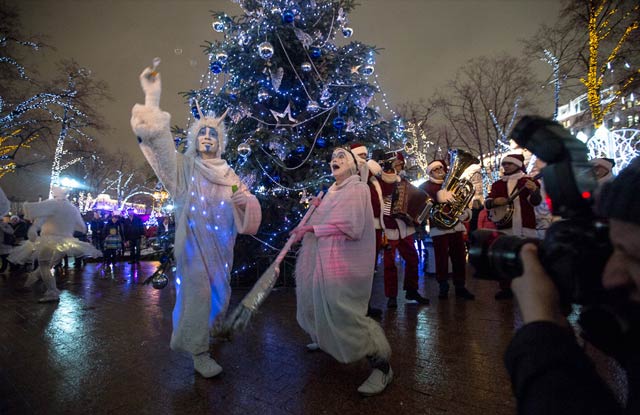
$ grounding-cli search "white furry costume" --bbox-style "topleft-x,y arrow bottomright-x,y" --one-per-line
130,70 -> 261,356
296,167 -> 390,364
9,187 -> 101,301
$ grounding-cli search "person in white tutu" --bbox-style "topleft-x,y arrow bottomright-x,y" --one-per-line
291,147 -> 392,396
9,185 -> 102,302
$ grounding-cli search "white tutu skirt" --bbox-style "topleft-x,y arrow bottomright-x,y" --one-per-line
8,236 -> 103,264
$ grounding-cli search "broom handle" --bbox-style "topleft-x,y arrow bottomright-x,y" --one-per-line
274,190 -> 324,272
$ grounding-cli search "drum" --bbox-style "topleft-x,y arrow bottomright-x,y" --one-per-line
391,181 -> 433,224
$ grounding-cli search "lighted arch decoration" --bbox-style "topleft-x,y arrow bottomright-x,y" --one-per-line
587,127 -> 640,174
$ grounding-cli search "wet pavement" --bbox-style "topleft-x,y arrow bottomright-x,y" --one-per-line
0,256 -> 617,414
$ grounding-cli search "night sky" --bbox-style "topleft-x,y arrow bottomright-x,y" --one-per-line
8,0 -> 562,199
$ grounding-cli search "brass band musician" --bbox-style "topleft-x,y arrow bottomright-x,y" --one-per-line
485,153 -> 541,300
420,159 -> 475,300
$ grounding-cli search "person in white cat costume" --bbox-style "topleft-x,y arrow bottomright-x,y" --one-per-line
130,66 -> 261,378
9,186 -> 102,303
291,147 -> 392,396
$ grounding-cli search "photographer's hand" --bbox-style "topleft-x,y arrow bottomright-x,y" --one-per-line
511,244 -> 568,327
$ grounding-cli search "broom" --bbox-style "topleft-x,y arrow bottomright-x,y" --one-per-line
219,191 -> 324,338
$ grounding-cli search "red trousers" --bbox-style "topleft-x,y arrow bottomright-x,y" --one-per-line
432,231 -> 467,286
383,234 -> 419,298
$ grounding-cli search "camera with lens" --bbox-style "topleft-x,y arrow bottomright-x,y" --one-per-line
469,116 -> 612,306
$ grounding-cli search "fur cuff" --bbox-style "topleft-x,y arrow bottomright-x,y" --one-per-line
130,104 -> 172,142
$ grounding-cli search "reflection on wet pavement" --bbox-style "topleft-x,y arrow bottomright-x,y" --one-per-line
0,258 -> 626,414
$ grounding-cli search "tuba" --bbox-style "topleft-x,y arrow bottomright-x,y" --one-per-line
430,149 -> 479,228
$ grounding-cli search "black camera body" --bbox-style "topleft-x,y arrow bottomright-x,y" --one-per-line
371,149 -> 398,173
469,116 -> 612,306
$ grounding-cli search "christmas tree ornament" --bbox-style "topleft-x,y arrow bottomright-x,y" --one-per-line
294,28 -> 314,48
258,41 -> 275,59
237,141 -> 252,157
212,19 -> 226,32
151,273 -> 169,289
174,48 -> 183,55
338,104 -> 348,115
209,60 -> 223,74
333,116 -> 345,130
296,145 -> 306,154
316,136 -> 327,148
342,27 -> 354,38
358,64 -> 375,76
257,88 -> 270,101
215,51 -> 228,62
306,100 -> 320,112
310,47 -> 322,59
301,62 -> 312,72
191,106 -> 201,119
270,103 -> 298,126
282,9 -> 295,23
271,6 -> 281,14
270,67 -> 284,91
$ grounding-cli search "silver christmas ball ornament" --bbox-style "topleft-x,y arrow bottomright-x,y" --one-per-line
151,273 -> 169,289
215,51 -> 228,62
342,27 -> 354,38
301,62 -> 312,72
237,142 -> 252,157
258,41 -> 275,59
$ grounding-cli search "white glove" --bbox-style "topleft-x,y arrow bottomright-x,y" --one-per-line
139,67 -> 162,108
28,226 -> 37,242
367,159 -> 382,177
436,189 -> 455,204
231,190 -> 249,208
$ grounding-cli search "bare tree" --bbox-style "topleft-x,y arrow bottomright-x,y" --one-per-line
524,0 -> 640,128
431,54 -> 541,160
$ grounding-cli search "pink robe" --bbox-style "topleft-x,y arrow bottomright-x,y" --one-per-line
296,175 -> 390,363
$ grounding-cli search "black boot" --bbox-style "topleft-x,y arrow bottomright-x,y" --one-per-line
405,290 -> 430,305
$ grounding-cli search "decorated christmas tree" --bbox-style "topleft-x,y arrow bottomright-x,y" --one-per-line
185,0 -> 404,280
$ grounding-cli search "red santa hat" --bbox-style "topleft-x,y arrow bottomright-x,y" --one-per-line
350,142 -> 368,157
501,153 -> 525,171
396,152 -> 405,162
426,159 -> 447,174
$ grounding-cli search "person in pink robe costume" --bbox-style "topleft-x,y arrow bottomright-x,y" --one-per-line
291,147 -> 392,396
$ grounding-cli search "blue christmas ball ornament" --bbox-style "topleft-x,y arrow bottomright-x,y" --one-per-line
282,9 -> 295,23
333,116 -> 345,130
296,145 -> 306,154
338,104 -> 348,115
342,27 -> 354,38
191,106 -> 200,119
212,19 -> 226,32
316,137 -> 327,148
209,60 -> 223,74
310,47 -> 322,59
358,64 -> 375,76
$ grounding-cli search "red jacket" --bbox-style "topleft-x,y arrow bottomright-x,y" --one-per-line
487,177 -> 540,230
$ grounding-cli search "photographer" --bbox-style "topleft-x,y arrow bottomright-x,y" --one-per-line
505,157 -> 640,414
